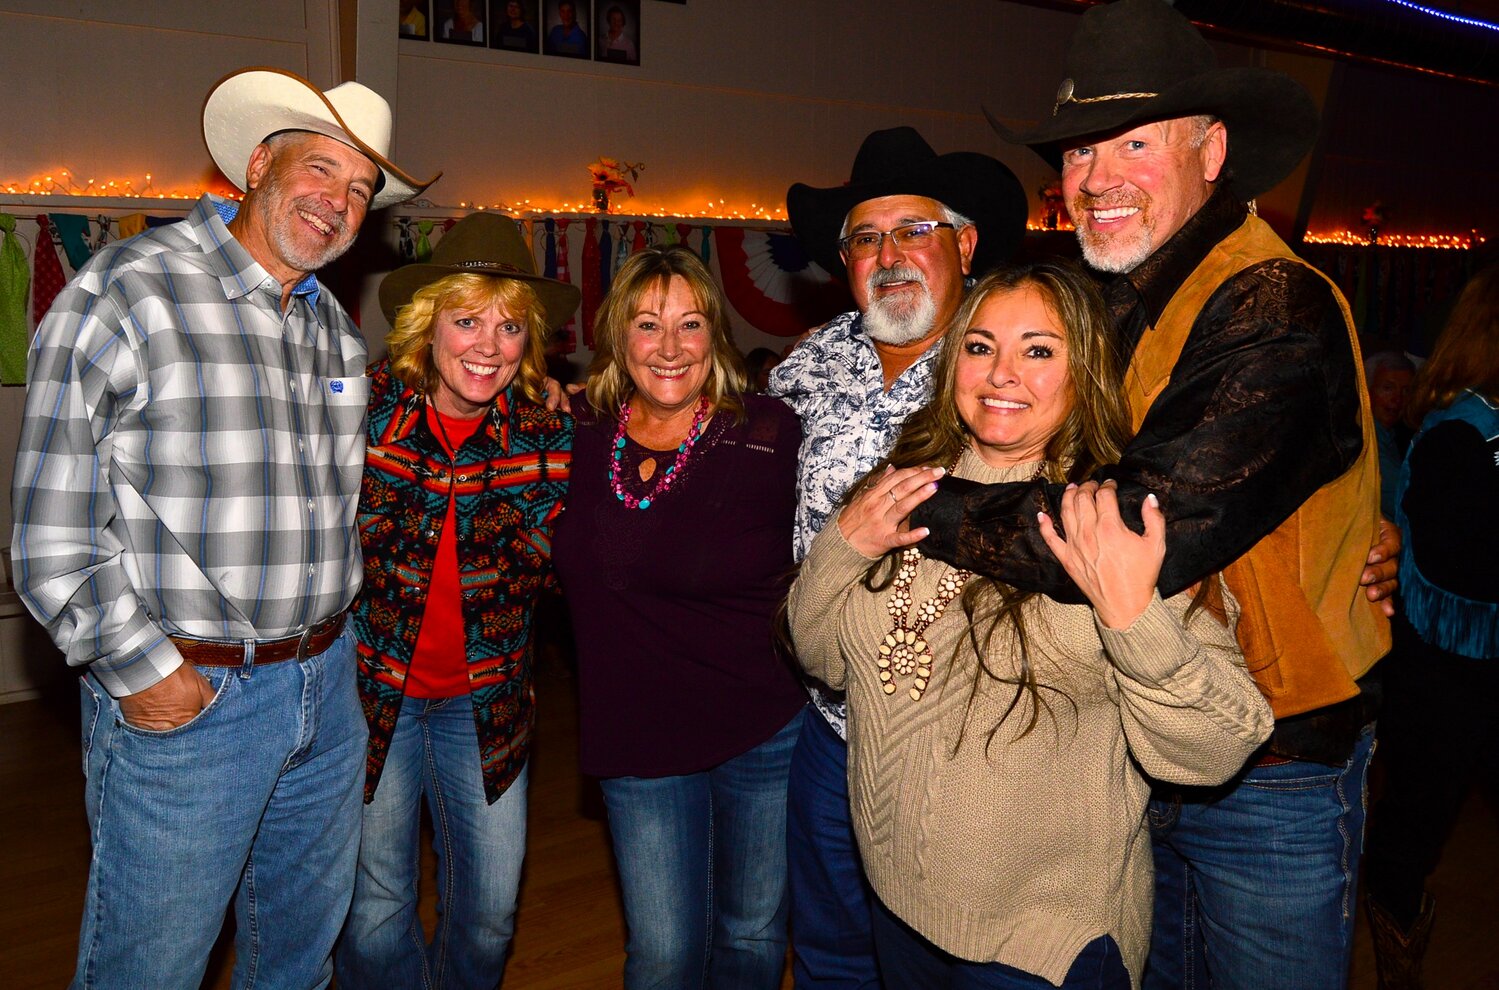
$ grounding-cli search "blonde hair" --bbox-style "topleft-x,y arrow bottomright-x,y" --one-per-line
386,273 -> 550,405
585,246 -> 747,421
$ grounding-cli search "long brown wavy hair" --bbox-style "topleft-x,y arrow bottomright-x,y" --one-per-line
859,260 -> 1131,749
1405,263 -> 1499,427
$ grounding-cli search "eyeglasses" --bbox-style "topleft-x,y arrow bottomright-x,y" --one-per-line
838,221 -> 956,260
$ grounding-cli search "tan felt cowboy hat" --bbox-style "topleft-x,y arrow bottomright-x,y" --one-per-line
203,66 -> 439,210
987,0 -> 1319,201
787,126 -> 1027,283
378,212 -> 581,329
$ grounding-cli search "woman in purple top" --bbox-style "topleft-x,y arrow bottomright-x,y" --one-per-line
552,246 -> 806,989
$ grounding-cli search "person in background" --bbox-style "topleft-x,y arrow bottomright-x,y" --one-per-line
911,2 -> 1398,985
441,0 -> 485,43
791,260 -> 1272,989
545,0 -> 588,57
334,214 -> 578,990
1363,264 -> 1499,990
599,4 -> 638,62
1365,350 -> 1417,517
743,346 -> 782,392
552,246 -> 807,989
769,125 -> 1027,988
496,0 -> 539,51
11,67 -> 434,988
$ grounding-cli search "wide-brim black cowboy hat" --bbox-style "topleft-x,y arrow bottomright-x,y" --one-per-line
987,0 -> 1318,201
786,126 -> 1027,282
379,212 -> 580,328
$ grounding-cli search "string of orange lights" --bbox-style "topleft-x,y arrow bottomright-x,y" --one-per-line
0,169 -> 1484,247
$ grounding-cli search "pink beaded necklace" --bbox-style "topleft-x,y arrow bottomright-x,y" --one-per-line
609,395 -> 710,510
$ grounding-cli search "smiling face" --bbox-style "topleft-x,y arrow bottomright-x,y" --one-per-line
623,275 -> 713,420
843,194 -> 976,346
429,300 -> 528,418
1061,116 -> 1226,274
239,132 -> 378,286
955,285 -> 1073,469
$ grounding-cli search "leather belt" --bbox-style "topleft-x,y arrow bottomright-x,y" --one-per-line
169,612 -> 347,667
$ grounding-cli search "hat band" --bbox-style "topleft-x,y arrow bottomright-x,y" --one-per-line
1054,89 -> 1159,116
453,260 -> 527,274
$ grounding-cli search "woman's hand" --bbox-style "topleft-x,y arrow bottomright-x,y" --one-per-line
836,465 -> 945,559
1039,481 -> 1165,630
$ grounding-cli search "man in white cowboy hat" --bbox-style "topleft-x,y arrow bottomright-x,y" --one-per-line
910,1 -> 1398,987
12,67 -> 436,988
769,125 -> 1026,988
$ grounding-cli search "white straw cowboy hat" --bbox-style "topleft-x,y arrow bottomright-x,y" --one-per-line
203,66 -> 439,210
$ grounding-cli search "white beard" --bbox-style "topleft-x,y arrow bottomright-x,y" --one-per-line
861,265 -> 939,345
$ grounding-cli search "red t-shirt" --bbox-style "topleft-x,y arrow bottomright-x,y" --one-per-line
405,405 -> 487,699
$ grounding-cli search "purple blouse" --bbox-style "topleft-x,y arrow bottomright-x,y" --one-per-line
552,393 -> 807,778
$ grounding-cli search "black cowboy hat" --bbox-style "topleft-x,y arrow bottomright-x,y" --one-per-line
786,126 -> 1027,282
987,0 -> 1318,201
379,212 -> 580,327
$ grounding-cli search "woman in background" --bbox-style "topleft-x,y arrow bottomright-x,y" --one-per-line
1363,264 -> 1499,990
553,246 -> 806,989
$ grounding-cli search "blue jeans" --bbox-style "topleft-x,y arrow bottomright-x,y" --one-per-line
1143,724 -> 1375,990
599,707 -> 804,990
335,694 -> 528,990
872,897 -> 1130,989
73,628 -> 366,990
786,708 -> 879,989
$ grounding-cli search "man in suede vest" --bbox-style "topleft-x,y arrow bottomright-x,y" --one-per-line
910,2 -> 1396,987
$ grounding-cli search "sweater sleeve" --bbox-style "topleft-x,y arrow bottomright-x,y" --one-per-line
912,261 -> 1363,600
788,517 -> 883,692
1098,589 -> 1274,785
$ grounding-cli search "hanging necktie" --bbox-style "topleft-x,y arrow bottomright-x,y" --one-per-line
615,221 -> 632,274
699,225 -> 712,266
599,220 -> 614,295
0,213 -> 31,384
632,221 -> 647,254
48,213 -> 93,271
580,218 -> 603,349
554,219 -> 576,353
415,220 -> 436,261
91,215 -> 112,254
659,224 -> 679,247
396,218 -> 416,261
32,215 -> 68,324
117,214 -> 148,241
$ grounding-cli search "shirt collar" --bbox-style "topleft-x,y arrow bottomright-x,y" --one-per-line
1104,186 -> 1247,327
196,194 -> 323,307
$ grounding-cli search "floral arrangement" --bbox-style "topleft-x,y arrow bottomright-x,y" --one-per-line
588,157 -> 645,211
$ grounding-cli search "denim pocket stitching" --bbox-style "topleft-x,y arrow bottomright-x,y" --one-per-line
116,666 -> 236,738
79,675 -> 104,775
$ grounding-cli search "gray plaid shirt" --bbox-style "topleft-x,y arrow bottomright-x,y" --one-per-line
12,194 -> 368,697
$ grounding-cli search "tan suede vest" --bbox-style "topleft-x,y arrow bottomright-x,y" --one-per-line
1122,216 -> 1390,718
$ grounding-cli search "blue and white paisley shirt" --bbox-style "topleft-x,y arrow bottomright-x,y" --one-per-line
766,310 -> 940,737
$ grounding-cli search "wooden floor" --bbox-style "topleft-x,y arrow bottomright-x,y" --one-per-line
2,622 -> 1496,989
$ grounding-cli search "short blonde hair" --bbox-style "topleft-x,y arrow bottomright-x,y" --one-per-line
585,246 -> 747,421
386,273 -> 549,405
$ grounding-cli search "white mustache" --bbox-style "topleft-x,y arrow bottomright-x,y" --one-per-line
866,264 -> 926,290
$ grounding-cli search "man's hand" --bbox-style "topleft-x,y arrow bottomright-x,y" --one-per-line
1362,516 -> 1401,617
117,663 -> 217,731
1039,481 -> 1165,630
541,377 -> 586,415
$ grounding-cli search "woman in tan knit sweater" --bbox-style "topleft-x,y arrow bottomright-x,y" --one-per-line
788,261 -> 1273,989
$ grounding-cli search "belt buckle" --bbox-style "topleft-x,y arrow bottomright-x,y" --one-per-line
296,624 -> 316,662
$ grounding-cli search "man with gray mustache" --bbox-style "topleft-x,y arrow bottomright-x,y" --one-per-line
767,126 -> 1027,988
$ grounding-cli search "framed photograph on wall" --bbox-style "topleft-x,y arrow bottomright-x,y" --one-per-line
595,0 -> 640,65
542,0 -> 591,59
434,0 -> 488,45
399,0 -> 431,40
492,0 -> 541,53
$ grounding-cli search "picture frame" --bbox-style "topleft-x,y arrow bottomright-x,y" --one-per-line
433,0 -> 489,46
542,0 -> 591,59
595,0 -> 640,65
398,0 -> 431,40
492,0 -> 542,53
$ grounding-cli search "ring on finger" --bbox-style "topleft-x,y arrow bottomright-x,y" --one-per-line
888,489 -> 899,503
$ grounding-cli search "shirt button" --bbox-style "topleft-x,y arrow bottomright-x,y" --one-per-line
457,473 -> 468,481
298,439 -> 305,452
307,499 -> 315,511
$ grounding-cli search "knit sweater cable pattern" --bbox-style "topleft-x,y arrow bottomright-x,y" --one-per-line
789,449 -> 1274,988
